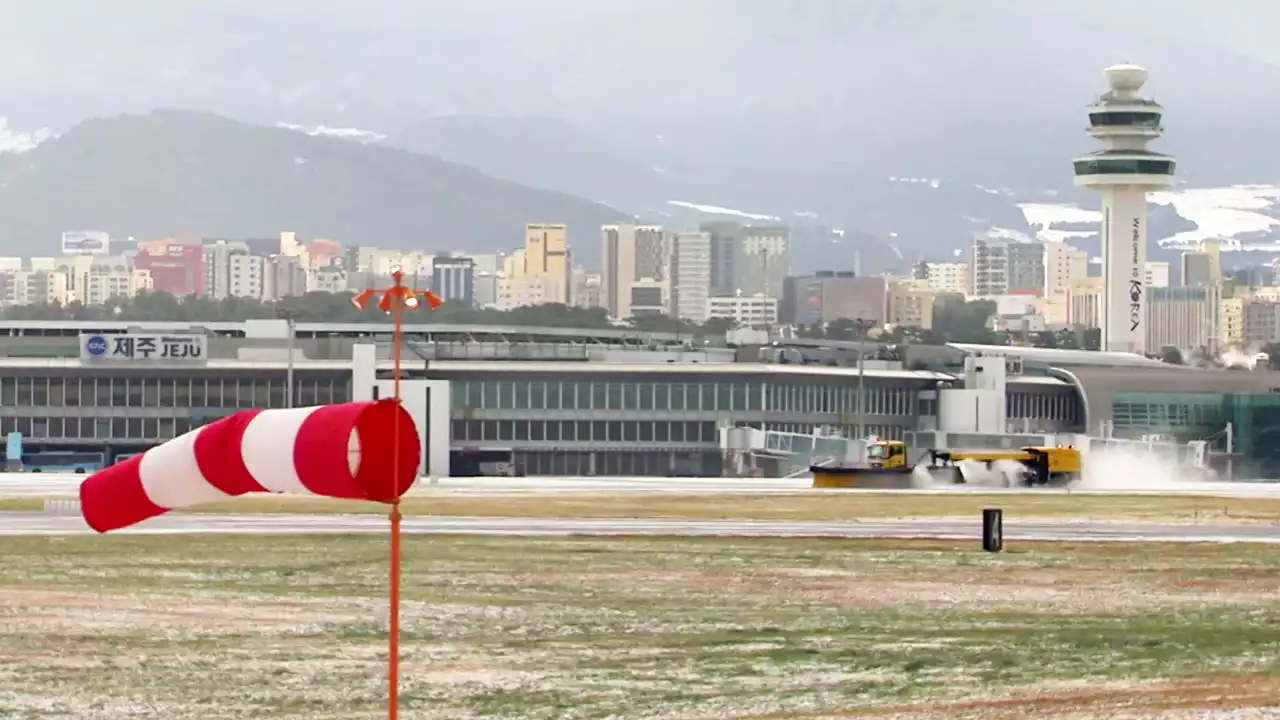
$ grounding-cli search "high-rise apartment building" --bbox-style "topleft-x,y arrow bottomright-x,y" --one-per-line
971,237 -> 1045,297
227,253 -> 266,299
204,240 -> 253,300
670,232 -> 711,323
1043,243 -> 1088,296
924,262 -> 970,295
0,270 -> 70,307
264,255 -> 307,301
601,224 -> 669,320
81,265 -> 152,306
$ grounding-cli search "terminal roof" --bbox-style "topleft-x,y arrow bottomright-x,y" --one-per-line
946,343 -> 1172,369
0,320 -> 690,344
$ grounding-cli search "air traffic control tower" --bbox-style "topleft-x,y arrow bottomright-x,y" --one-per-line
1073,64 -> 1176,356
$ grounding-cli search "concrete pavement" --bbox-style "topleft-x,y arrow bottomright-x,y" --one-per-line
2,511 -> 1278,543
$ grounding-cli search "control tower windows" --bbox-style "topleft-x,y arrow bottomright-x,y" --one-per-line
1088,111 -> 1162,128
1073,158 -> 1175,176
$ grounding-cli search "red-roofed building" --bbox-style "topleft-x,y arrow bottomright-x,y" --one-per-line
134,243 -> 205,296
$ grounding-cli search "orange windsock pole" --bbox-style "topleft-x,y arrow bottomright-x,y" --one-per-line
351,266 -> 443,720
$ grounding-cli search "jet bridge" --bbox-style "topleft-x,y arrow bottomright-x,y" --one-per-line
720,426 -> 864,478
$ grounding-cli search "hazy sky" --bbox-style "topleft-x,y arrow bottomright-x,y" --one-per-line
0,0 -> 1275,137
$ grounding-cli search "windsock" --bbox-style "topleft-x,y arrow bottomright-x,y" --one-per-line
79,399 -> 421,533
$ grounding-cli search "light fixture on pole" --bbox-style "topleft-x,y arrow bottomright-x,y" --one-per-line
349,264 -> 443,720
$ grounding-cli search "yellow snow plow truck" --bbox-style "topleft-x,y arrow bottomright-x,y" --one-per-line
810,439 -> 1082,489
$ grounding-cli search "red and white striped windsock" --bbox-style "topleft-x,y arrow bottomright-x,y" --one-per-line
79,399 -> 421,533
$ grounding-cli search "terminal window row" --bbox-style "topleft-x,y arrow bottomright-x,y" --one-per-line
451,419 -> 720,445
1112,393 -> 1227,432
0,415 -> 207,443
765,384 -> 916,416
0,376 -> 349,409
1007,391 -> 1079,423
449,379 -> 920,416
511,450 -> 720,477
452,379 -> 765,412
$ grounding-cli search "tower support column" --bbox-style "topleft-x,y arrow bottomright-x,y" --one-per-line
1100,187 -> 1149,354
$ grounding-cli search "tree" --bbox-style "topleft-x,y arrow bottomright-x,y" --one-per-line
625,313 -> 699,335
1160,346 -> 1186,365
932,297 -> 999,344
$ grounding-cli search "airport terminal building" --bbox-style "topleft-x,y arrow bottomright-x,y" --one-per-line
1,320 -> 1278,477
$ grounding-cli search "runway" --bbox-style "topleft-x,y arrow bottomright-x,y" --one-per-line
5,474 -> 1280,498
2,511 -> 1278,543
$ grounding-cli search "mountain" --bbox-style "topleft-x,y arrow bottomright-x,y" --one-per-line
390,115 -> 1026,274
0,110 -> 629,257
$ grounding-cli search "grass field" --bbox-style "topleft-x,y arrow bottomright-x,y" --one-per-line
3,492 -> 1280,522
2,535 -> 1279,719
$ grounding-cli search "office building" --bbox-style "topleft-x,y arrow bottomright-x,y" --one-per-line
134,242 -> 206,296
601,224 -> 669,320
1068,277 -> 1105,329
699,222 -> 792,300
1181,241 -> 1222,287
1073,64 -> 1177,354
706,294 -> 778,329
701,221 -> 742,297
432,255 -> 475,306
737,226 -> 791,299
1147,285 -> 1220,353
670,232 -> 712,323
522,223 -> 572,304
473,272 -> 498,308
781,271 -> 887,327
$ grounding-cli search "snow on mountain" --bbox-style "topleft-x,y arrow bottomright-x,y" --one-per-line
276,122 -> 386,144
1150,186 -> 1280,250
1017,185 -> 1280,251
666,200 -> 781,222
0,119 -> 52,154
